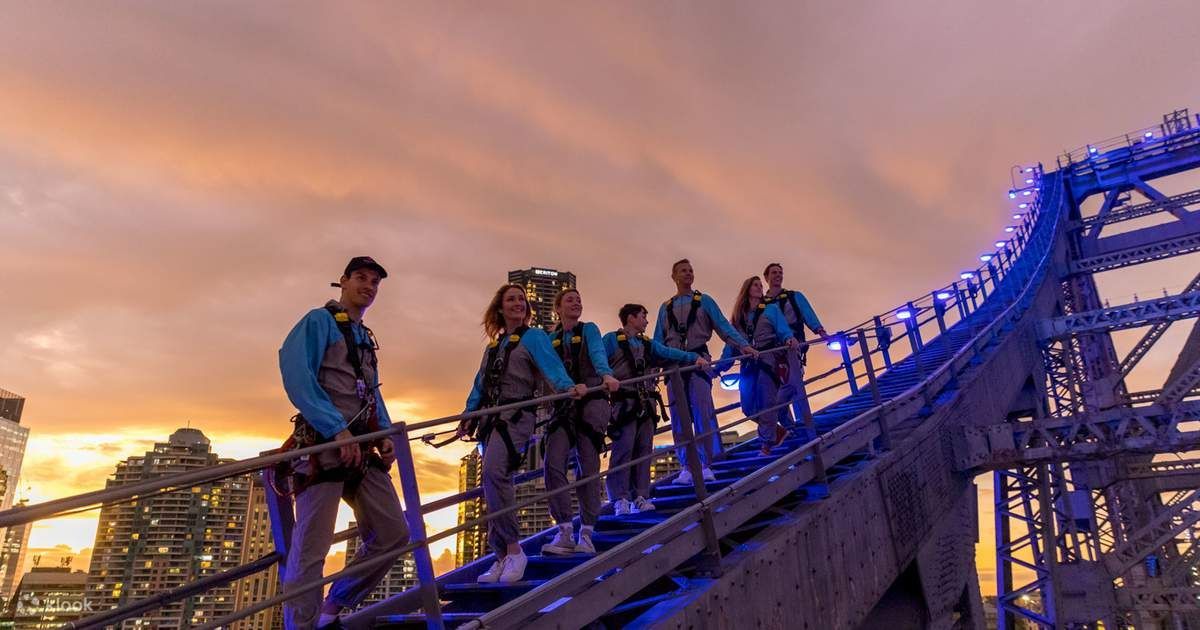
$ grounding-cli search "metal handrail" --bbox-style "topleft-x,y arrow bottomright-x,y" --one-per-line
2,172 -> 1058,628
194,398 -> 787,630
462,173 -> 1064,630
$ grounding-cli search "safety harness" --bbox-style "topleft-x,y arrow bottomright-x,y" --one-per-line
274,303 -> 385,497
665,291 -> 703,350
544,324 -> 606,452
610,333 -> 669,435
765,289 -> 809,365
459,326 -> 531,470
741,303 -> 785,389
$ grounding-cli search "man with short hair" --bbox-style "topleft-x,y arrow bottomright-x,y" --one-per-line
278,256 -> 409,630
604,303 -> 708,514
762,262 -> 828,432
653,259 -> 754,485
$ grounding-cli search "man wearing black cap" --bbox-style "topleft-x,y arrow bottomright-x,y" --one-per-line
278,256 -> 408,630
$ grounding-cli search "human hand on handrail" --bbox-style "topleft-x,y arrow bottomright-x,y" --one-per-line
377,437 -> 396,467
333,429 -> 362,469
569,383 -> 588,399
601,374 -> 620,393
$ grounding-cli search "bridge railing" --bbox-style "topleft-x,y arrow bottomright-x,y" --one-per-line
1060,110 -> 1200,168
0,170 -> 1055,629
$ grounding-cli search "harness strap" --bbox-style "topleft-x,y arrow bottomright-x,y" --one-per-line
664,291 -> 703,348
552,324 -> 586,382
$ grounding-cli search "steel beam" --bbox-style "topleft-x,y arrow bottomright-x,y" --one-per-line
965,401 -> 1200,470
1115,586 -> 1200,613
1103,488 -> 1200,577
1069,228 -> 1200,275
1121,272 -> 1200,378
1079,188 -> 1200,232
1157,320 -> 1200,406
1038,291 -> 1200,341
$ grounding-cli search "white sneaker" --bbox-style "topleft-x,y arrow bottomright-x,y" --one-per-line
701,467 -> 716,482
633,496 -> 656,513
477,559 -> 503,583
674,468 -> 693,485
541,523 -> 576,556
575,527 -> 596,554
613,498 -> 633,516
498,552 -> 528,583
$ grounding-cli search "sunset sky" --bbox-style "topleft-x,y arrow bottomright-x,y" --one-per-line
2,1 -> 1199,593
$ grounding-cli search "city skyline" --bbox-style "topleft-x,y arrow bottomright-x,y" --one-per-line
2,1 -> 1200,611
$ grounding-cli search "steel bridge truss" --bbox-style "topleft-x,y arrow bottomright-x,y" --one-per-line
993,109 -> 1200,630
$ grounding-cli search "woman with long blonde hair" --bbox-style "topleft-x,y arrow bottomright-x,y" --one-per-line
459,283 -> 585,583
721,276 -> 800,456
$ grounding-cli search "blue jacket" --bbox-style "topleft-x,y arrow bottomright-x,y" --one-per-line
652,291 -> 749,352
765,288 -> 824,335
718,303 -> 795,371
464,328 -> 577,413
602,331 -> 697,369
549,322 -> 614,384
280,304 -> 392,440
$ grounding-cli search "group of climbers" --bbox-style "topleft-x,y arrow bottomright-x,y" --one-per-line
460,258 -> 827,585
273,256 -> 826,628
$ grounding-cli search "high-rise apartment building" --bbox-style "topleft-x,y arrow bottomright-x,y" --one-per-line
0,389 -> 31,600
506,268 -> 577,331
230,476 -> 280,630
85,428 -> 251,629
342,522 -> 418,607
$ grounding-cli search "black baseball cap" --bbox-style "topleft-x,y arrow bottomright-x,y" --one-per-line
343,256 -> 388,279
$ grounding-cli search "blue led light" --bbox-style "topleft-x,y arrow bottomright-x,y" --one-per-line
895,309 -> 912,320
719,373 -> 740,391
1089,146 -> 1098,154
1025,167 -> 1034,173
1025,178 -> 1033,184
960,272 -> 975,280
1023,190 -> 1032,196
995,240 -> 1006,248
1144,131 -> 1154,138
826,340 -> 842,352
1018,203 -> 1029,209
1008,192 -> 1016,199
1005,226 -> 1015,233
936,291 -> 952,300
979,254 -> 993,262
